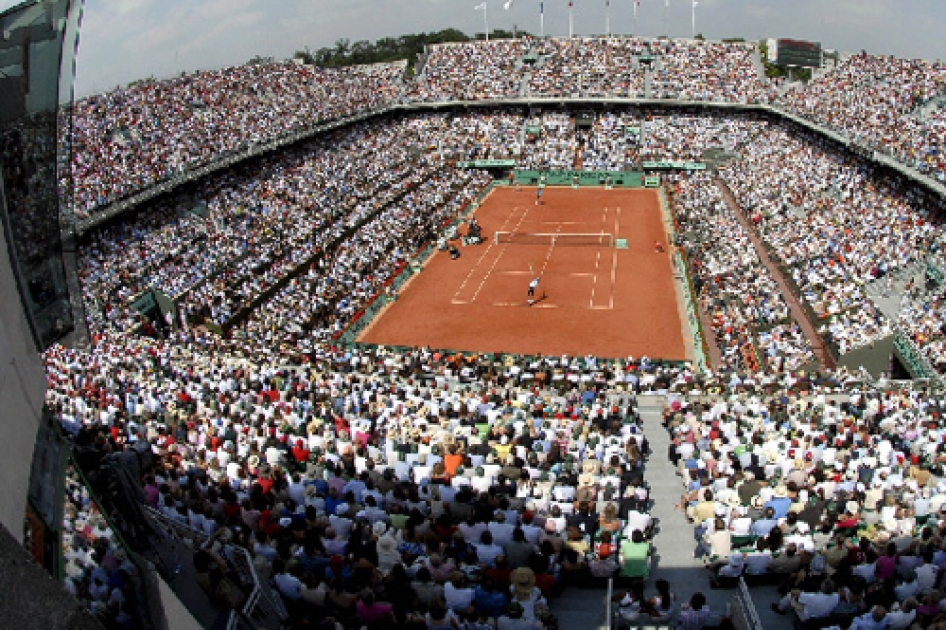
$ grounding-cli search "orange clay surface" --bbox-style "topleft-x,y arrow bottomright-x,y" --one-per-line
359,186 -> 687,360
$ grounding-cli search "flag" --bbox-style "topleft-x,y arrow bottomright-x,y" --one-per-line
692,0 -> 698,6
474,2 -> 486,9
504,0 -> 513,8
540,1 -> 544,13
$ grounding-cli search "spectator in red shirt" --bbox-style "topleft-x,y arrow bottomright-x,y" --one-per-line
291,439 -> 310,464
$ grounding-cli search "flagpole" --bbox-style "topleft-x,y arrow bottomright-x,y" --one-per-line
485,2 -> 490,41
691,0 -> 695,39
606,1 -> 611,37
633,1 -> 638,36
540,2 -> 545,37
664,0 -> 669,37
569,3 -> 574,38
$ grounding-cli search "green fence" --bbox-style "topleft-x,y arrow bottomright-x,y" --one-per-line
457,159 -> 517,169
673,250 -> 710,373
642,161 -> 707,170
513,170 -> 643,187
893,325 -> 944,385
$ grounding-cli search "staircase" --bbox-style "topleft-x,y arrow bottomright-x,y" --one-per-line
862,262 -> 925,321
520,70 -> 533,97
413,46 -> 430,78
750,46 -> 768,84
637,395 -> 794,630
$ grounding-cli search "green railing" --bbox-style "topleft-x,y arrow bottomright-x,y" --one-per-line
893,324 -> 944,385
513,170 -> 643,187
642,161 -> 707,170
674,249 -> 710,373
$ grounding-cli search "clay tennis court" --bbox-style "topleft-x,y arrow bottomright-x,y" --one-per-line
359,186 -> 688,360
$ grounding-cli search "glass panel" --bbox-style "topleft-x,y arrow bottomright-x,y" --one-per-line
0,0 -> 82,350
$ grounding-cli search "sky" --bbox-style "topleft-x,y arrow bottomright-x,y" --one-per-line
4,0 -> 945,97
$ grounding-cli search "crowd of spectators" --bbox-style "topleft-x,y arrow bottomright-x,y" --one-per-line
407,40 -> 529,102
719,124 -> 946,357
669,172 -> 814,373
68,39 -> 946,226
897,280 -> 946,376
74,106 -> 946,377
66,36 -> 783,218
528,38 -> 646,99
44,333 -> 680,628
666,383 -> 946,629
427,111 -> 526,163
519,113 -> 579,170
779,53 -> 946,181
649,39 -> 772,104
78,117 -> 420,334
61,464 -> 141,628
236,167 -> 489,354
44,31 -> 946,630
70,61 -> 406,215
639,112 -> 764,163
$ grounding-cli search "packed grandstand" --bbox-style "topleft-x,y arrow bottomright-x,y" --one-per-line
51,36 -> 946,630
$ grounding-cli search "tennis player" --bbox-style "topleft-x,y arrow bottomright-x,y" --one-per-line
527,276 -> 541,305
535,187 -> 543,206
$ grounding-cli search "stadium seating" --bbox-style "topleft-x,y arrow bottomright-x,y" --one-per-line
50,36 -> 946,629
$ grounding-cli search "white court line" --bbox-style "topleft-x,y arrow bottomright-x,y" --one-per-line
610,206 -> 621,310
537,224 -> 562,278
454,205 -> 527,302
491,302 -> 560,308
498,270 -> 532,275
590,248 -> 602,308
589,207 -> 608,309
609,247 -> 618,310
569,272 -> 594,277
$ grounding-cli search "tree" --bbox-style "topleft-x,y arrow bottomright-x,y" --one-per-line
293,48 -> 315,65
333,38 -> 351,60
299,28 -> 474,71
247,55 -> 275,65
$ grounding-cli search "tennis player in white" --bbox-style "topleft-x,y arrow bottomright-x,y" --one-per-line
527,276 -> 541,305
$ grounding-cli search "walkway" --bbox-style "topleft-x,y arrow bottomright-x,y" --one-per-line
550,587 -> 610,630
638,395 -> 791,630
714,177 -> 836,369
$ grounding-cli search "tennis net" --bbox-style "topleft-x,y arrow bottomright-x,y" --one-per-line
493,232 -> 614,247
